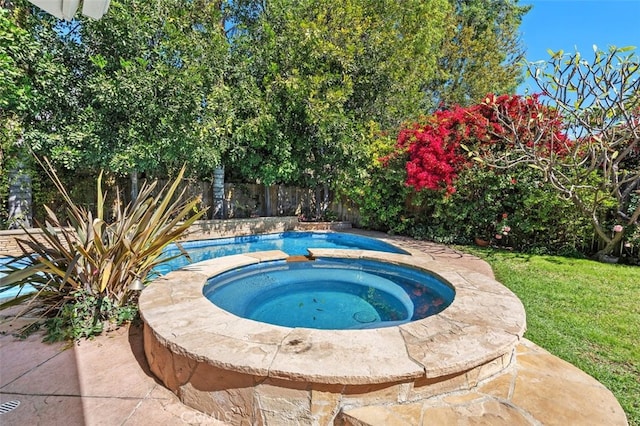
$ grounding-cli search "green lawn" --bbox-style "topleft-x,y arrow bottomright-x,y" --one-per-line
464,248 -> 640,425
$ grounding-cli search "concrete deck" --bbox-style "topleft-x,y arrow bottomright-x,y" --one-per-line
0,232 -> 628,425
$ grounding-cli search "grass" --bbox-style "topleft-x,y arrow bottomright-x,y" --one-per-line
465,247 -> 639,425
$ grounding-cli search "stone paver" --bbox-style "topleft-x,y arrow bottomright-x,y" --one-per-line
343,229 -> 496,279
0,325 -> 224,426
341,339 -> 628,426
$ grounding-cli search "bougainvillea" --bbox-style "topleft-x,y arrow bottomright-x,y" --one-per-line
476,93 -> 570,157
396,111 -> 469,194
392,94 -> 568,193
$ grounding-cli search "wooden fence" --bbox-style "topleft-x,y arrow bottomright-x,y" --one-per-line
17,177 -> 359,223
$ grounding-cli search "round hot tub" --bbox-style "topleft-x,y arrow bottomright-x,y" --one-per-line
140,248 -> 526,425
204,258 -> 455,329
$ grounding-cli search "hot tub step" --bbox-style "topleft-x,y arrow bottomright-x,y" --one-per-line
338,340 -> 628,426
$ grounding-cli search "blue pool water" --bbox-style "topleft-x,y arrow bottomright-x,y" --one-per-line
204,258 -> 455,330
0,257 -> 35,300
2,232 -> 406,299
154,231 -> 407,275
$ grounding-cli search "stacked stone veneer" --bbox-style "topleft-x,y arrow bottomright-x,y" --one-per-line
139,249 -> 526,425
0,228 -> 58,257
180,217 -> 351,243
0,217 -> 352,256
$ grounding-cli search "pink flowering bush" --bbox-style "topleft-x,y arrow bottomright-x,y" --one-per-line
359,94 -> 596,254
391,94 -> 568,195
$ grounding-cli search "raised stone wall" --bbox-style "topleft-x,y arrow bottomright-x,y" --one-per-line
139,249 -> 526,425
143,323 -> 515,425
0,228 -> 56,257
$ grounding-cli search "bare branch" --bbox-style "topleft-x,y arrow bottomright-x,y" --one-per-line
491,47 -> 639,257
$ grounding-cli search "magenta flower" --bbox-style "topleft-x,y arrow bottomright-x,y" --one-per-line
613,225 -> 623,233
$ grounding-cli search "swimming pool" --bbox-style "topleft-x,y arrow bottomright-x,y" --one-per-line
0,257 -> 35,301
154,231 -> 407,275
1,232 -> 406,299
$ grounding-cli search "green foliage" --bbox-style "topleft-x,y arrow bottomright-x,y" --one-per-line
355,159 -> 410,233
431,0 -> 530,106
0,7 -> 32,112
6,0 -> 531,226
227,0 -> 452,189
43,289 -> 138,342
508,179 -> 591,255
408,168 -> 517,243
338,124 -> 411,232
360,157 -> 592,254
0,4 -> 41,227
0,159 -> 207,340
23,0 -> 231,179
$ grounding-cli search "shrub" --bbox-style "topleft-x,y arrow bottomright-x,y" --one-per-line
43,289 -> 139,342
338,124 -> 412,233
393,94 -> 566,195
0,158 -> 207,340
358,160 -> 593,254
363,94 -> 594,255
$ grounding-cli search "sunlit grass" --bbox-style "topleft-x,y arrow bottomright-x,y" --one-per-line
465,248 -> 639,425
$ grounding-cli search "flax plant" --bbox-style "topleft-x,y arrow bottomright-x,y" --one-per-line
0,158 -> 207,339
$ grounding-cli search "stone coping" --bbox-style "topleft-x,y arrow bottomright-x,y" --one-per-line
139,248 -> 526,385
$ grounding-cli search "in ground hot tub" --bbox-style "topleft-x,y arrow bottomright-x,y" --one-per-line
140,249 -> 526,425
204,258 -> 455,329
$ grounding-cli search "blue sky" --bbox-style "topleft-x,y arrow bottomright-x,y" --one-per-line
517,0 -> 640,94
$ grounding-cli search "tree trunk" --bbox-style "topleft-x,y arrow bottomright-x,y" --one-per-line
212,166 -> 225,219
130,170 -> 139,202
8,165 -> 32,229
593,231 -> 625,262
315,184 -> 330,219
264,185 -> 271,216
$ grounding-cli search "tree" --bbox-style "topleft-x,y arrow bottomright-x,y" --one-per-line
22,0 -> 231,187
0,3 -> 43,227
227,0 -> 452,216
429,0 -> 530,107
480,47 -> 639,259
329,0 -> 530,227
0,6 -> 34,130
9,0 -> 533,225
